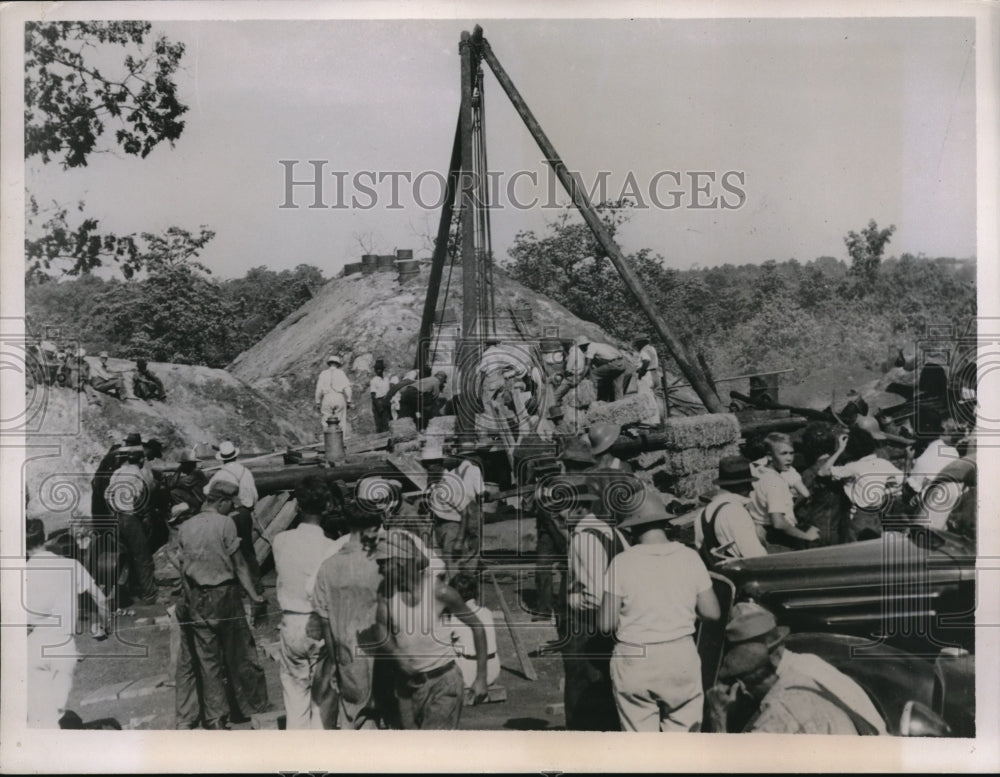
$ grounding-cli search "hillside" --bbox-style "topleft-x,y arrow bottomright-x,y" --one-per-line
24,357 -> 315,531
228,265 -> 701,434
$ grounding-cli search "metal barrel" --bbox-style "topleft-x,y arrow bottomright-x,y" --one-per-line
343,262 -> 363,276
361,254 -> 379,274
324,420 -> 346,463
376,254 -> 396,272
396,259 -> 420,282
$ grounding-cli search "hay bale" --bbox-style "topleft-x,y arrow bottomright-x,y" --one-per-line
633,451 -> 667,470
660,413 -> 740,449
659,443 -> 741,478
586,392 -> 659,427
390,417 -> 418,442
425,415 -> 456,436
671,469 -> 718,500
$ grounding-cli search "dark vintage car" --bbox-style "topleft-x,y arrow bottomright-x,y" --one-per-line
716,529 -> 975,656
693,529 -> 976,736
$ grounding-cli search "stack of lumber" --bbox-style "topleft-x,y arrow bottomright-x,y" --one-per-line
628,413 -> 741,500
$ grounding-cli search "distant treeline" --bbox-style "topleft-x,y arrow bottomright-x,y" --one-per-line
25,264 -> 326,368
503,210 -> 976,385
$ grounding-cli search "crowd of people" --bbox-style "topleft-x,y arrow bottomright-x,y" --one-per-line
22,330 -> 977,734
26,342 -> 167,403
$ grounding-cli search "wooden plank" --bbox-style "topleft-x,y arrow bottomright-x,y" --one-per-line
385,452 -> 428,492
488,568 -> 537,682
254,492 -> 290,531
345,432 -> 391,455
254,497 -> 298,565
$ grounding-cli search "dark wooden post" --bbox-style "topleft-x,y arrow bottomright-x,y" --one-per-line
414,114 -> 462,375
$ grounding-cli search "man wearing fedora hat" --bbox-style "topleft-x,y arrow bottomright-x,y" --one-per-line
696,456 -> 767,563
598,483 -> 720,731
205,441 -> 264,605
707,602 -> 885,735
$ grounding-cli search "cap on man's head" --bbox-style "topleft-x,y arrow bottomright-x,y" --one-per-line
374,529 -> 428,566
725,602 -> 789,647
433,371 -> 448,383
207,479 -> 239,500
99,351 -> 110,359
124,432 -> 144,447
574,334 -> 591,347
326,354 -> 343,365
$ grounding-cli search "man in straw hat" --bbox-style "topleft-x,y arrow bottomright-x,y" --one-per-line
365,529 -> 488,728
598,483 -> 720,731
174,479 -> 268,729
696,456 -> 767,564
205,440 -> 264,607
706,602 -> 885,735
587,422 -> 630,472
315,353 -> 353,436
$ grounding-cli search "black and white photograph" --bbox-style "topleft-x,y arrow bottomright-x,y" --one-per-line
1,1 -> 997,772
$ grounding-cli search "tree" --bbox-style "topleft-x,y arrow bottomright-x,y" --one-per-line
25,21 -> 187,168
24,21 -> 189,278
844,219 -> 896,288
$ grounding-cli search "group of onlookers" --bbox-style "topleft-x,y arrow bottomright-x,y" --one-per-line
27,342 -> 166,403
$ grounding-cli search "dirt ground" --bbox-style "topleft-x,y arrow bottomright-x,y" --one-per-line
63,516 -> 569,731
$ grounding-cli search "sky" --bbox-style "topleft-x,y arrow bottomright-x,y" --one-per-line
26,15 -> 977,279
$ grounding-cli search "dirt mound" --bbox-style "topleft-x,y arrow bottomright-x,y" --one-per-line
24,357 -> 315,532
229,265 -> 701,434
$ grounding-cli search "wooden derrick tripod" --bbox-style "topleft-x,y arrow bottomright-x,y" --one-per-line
415,26 -> 725,428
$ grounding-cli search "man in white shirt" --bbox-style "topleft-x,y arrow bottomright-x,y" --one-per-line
24,518 -> 108,727
563,496 -> 630,730
315,354 -> 353,437
905,416 -> 962,530
633,334 -> 662,424
368,358 -> 392,433
819,427 -> 903,541
272,476 -> 348,729
205,440 -> 264,601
